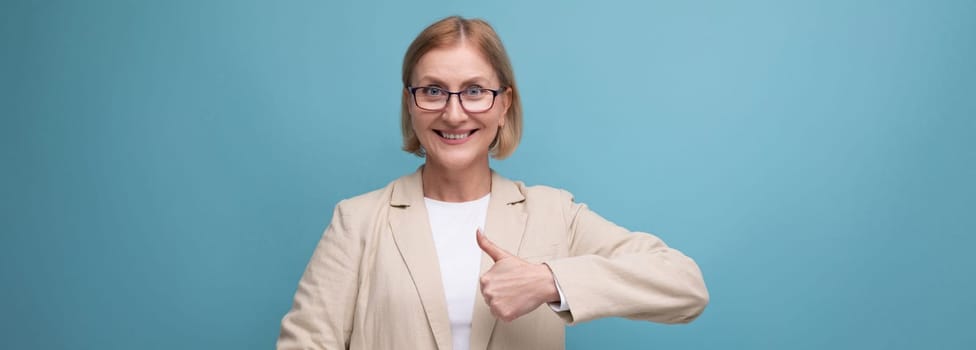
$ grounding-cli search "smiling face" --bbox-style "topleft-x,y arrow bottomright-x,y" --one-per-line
407,43 -> 511,171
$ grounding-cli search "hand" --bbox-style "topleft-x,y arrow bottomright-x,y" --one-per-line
476,229 -> 560,322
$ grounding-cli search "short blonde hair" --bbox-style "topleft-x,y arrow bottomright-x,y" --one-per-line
400,16 -> 523,159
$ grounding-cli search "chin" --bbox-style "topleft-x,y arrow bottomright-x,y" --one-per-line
426,150 -> 487,170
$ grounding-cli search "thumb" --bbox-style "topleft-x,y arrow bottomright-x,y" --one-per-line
476,229 -> 512,262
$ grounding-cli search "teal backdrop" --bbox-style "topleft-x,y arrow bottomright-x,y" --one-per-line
2,0 -> 974,349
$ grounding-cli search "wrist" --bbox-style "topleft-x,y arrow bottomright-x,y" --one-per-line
537,263 -> 559,304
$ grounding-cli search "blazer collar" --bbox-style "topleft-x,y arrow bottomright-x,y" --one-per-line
388,167 -> 528,350
389,167 -> 525,207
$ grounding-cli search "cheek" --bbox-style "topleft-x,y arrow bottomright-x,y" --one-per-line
410,114 -> 440,147
409,111 -> 428,133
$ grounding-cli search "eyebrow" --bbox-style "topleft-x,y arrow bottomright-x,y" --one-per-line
414,75 -> 492,88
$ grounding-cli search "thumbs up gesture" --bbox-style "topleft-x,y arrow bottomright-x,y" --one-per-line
476,229 -> 560,322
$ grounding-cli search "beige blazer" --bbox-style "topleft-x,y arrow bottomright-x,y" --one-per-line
277,169 -> 709,350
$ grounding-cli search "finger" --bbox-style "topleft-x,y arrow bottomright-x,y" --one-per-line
476,229 -> 512,262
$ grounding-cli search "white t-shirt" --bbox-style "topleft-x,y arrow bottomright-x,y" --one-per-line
424,194 -> 570,350
425,194 -> 491,350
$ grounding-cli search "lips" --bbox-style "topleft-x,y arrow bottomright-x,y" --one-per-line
435,129 -> 477,141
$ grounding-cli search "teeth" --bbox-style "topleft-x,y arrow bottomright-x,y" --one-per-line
441,132 -> 471,140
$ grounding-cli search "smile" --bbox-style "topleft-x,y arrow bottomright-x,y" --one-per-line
436,129 -> 477,140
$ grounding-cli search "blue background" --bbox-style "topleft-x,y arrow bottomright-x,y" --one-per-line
2,0 -> 974,349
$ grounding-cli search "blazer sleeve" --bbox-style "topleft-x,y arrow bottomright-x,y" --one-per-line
543,190 -> 709,325
277,201 -> 361,350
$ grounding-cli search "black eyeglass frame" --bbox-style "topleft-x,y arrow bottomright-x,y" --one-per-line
406,86 -> 504,113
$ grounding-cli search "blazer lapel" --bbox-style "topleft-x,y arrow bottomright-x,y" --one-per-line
469,171 -> 527,350
388,170 -> 453,350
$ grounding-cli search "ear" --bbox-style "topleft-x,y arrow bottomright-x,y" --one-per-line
498,87 -> 513,127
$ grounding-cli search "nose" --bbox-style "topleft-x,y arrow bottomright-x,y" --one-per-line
440,94 -> 468,123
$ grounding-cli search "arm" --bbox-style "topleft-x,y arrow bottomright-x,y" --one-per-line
277,201 -> 361,349
543,190 -> 709,325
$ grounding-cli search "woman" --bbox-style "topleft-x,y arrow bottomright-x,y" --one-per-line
277,16 -> 708,350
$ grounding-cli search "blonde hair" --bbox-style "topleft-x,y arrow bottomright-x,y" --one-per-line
400,16 -> 523,159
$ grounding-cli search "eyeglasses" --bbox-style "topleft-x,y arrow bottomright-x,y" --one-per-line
407,86 -> 503,113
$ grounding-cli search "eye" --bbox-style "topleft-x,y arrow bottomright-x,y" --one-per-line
463,87 -> 484,97
422,87 -> 444,96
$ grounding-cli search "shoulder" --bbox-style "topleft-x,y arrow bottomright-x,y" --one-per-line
337,184 -> 393,213
336,177 -> 403,216
328,173 -> 406,227
519,182 -> 575,203
495,171 -> 575,204
499,175 -> 582,226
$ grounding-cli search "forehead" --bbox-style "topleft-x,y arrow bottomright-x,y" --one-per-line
412,44 -> 498,86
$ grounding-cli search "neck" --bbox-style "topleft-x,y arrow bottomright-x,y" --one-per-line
421,160 -> 491,202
